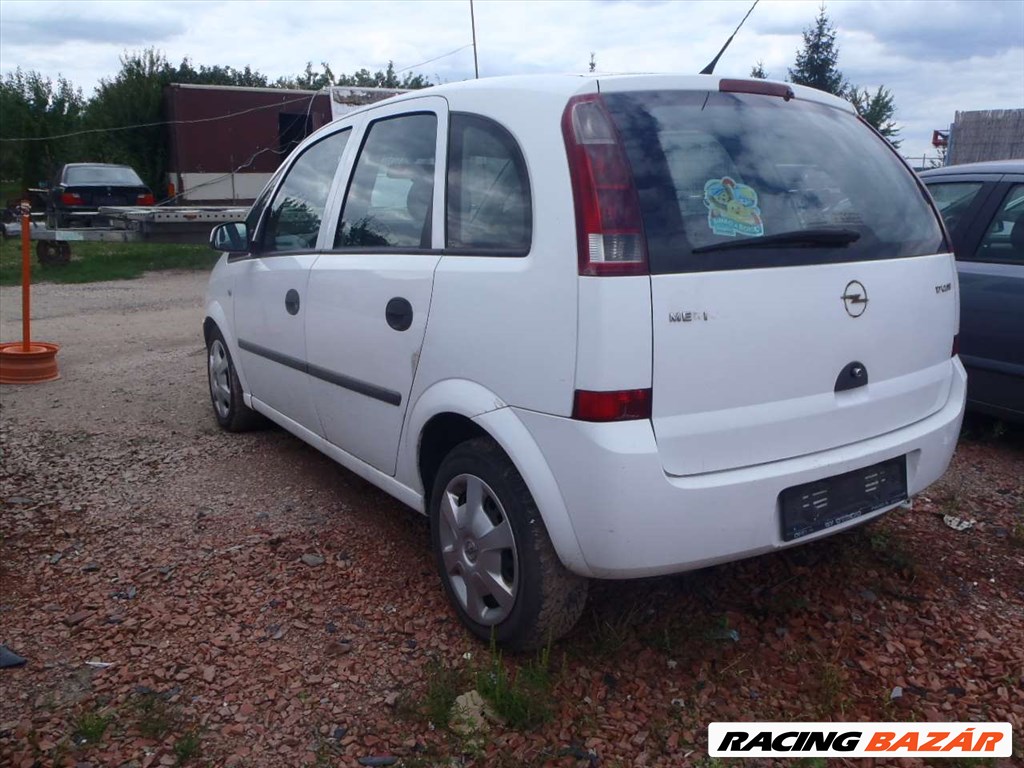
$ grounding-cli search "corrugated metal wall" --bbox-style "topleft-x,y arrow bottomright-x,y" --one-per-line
948,109 -> 1024,166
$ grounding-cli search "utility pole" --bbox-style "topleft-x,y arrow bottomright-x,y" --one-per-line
470,0 -> 479,78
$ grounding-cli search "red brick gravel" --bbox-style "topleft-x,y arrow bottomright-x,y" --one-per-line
1,274 -> 1022,767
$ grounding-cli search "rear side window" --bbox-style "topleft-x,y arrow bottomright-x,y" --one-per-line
446,113 -> 532,254
926,181 -> 987,235
603,91 -> 945,273
976,184 -> 1024,263
336,113 -> 437,250
261,129 -> 350,252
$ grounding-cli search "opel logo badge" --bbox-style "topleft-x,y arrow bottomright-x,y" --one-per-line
841,280 -> 868,318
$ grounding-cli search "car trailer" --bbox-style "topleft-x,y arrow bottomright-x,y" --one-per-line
2,206 -> 248,265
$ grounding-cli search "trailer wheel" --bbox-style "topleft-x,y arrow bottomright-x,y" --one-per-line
37,240 -> 71,266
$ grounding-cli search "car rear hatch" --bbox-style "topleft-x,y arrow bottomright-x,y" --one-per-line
62,166 -> 151,208
577,79 -> 956,476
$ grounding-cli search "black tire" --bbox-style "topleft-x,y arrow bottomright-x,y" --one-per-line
429,437 -> 588,651
206,326 -> 265,432
36,240 -> 71,266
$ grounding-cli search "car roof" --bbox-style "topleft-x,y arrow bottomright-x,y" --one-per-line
335,73 -> 854,121
63,163 -> 134,169
919,159 -> 1024,178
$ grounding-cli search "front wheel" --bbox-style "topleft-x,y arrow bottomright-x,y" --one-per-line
206,327 -> 264,432
429,438 -> 588,651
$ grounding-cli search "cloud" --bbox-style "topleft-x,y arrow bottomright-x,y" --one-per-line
0,0 -> 1020,160
1,17 -> 185,47
836,0 -> 1023,62
0,1 -> 188,47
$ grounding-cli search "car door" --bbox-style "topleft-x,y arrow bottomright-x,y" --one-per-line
305,97 -> 447,475
955,177 -> 1024,418
232,126 -> 353,432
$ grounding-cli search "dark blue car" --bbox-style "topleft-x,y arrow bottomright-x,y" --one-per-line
921,160 -> 1024,423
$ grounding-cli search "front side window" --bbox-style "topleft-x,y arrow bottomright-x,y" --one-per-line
245,167 -> 285,240
603,91 -> 945,273
261,129 -> 350,252
446,113 -> 532,253
336,113 -> 437,249
975,184 -> 1024,263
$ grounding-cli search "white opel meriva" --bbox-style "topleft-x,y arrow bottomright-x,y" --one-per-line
204,75 -> 966,649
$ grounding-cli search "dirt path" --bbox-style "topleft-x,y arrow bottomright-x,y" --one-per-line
0,271 -> 211,434
1,272 -> 1022,768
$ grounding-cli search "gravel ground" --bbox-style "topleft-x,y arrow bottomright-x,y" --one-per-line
1,271 -> 1022,768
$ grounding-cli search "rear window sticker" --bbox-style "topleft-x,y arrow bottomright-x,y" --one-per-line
703,177 -> 764,238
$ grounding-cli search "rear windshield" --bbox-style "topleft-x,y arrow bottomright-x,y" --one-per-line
603,91 -> 945,273
65,165 -> 145,186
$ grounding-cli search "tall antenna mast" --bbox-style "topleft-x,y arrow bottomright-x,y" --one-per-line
700,0 -> 759,75
470,0 -> 480,78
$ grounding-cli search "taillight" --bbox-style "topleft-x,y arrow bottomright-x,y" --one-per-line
952,334 -> 959,357
136,193 -> 155,205
562,94 -> 648,276
572,389 -> 652,422
61,192 -> 84,206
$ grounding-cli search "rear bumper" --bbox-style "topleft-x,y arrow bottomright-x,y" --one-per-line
49,208 -> 106,226
515,358 -> 966,579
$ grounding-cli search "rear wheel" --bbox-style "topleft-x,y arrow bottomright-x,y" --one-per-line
206,326 -> 264,432
36,240 -> 71,266
429,437 -> 588,650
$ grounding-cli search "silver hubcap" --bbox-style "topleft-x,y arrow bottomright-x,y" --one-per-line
439,473 -> 519,626
208,339 -> 232,420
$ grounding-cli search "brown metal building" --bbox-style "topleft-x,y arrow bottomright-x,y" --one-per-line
163,84 -> 333,205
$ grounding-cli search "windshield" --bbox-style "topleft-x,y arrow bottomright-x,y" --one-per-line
65,165 -> 145,186
603,90 -> 945,273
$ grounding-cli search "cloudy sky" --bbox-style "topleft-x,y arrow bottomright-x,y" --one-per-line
1,0 -> 1021,161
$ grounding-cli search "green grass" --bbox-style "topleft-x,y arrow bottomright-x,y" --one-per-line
417,657 -> 470,728
129,693 -> 180,740
867,528 -> 918,578
475,641 -> 555,730
0,236 -> 217,285
1011,500 -> 1024,547
72,709 -> 112,744
173,729 -> 202,764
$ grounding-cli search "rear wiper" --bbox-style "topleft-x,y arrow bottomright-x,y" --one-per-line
691,228 -> 861,255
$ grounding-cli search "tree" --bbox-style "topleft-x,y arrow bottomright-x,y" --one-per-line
277,61 -> 336,91
276,61 -> 430,91
787,5 -> 901,147
788,4 -> 848,97
84,48 -> 174,194
0,68 -> 86,190
849,85 -> 901,147
172,58 -> 270,88
335,61 -> 430,89
749,61 -> 768,79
